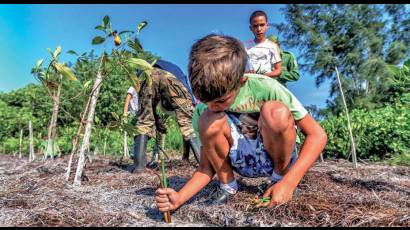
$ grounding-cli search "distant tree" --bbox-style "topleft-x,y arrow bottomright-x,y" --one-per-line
383,59 -> 410,104
275,4 -> 410,115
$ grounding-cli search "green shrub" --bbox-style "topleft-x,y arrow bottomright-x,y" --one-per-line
321,100 -> 410,162
164,117 -> 183,151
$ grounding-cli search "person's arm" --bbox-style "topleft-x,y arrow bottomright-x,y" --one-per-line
155,150 -> 215,212
123,93 -> 132,116
263,42 -> 282,78
264,62 -> 282,78
262,113 -> 327,207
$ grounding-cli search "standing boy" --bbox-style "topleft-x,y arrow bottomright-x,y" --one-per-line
155,34 -> 327,211
245,10 -> 282,79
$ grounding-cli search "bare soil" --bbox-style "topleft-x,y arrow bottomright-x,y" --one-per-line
0,154 -> 409,227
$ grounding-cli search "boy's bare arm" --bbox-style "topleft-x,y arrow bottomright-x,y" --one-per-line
283,114 -> 327,188
123,94 -> 131,115
262,114 -> 327,207
264,62 -> 282,78
156,147 -> 215,212
178,156 -> 215,204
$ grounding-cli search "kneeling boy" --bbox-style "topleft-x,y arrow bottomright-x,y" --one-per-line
155,34 -> 327,210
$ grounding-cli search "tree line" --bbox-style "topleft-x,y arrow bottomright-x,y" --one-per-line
0,4 -> 409,167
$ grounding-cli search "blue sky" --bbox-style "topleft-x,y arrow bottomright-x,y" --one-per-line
0,4 -> 330,108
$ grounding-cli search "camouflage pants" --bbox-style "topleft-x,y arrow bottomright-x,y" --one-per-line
135,68 -> 195,141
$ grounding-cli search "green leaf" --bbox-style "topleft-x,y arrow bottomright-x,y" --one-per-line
119,30 -> 134,35
128,58 -> 153,71
137,21 -> 148,35
111,112 -> 120,121
150,57 -> 159,67
53,46 -> 61,58
106,121 -> 121,129
95,25 -> 105,31
95,116 -> 100,124
121,123 -> 139,136
36,59 -> 44,68
67,50 -> 78,56
103,15 -> 110,27
92,36 -> 105,45
47,48 -> 53,57
54,63 -> 78,81
107,22 -> 113,34
404,59 -> 410,68
83,80 -> 92,89
128,37 -> 143,52
125,34 -> 131,43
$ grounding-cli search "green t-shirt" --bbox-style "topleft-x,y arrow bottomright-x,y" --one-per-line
192,74 -> 308,139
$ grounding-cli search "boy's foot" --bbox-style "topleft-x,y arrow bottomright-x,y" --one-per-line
204,187 -> 233,206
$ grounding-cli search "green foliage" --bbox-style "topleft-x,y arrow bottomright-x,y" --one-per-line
164,117 -> 183,151
2,137 -> 19,155
0,16 -> 182,158
321,100 -> 410,162
137,21 -> 148,35
276,4 -> 410,115
382,59 -> 410,105
388,152 -> 410,166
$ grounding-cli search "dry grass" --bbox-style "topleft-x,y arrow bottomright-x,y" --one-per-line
0,154 -> 409,227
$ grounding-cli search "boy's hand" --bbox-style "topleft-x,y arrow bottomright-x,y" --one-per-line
261,181 -> 295,208
155,188 -> 181,212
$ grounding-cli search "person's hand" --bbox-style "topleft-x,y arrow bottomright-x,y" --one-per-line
245,69 -> 256,74
260,180 -> 296,208
155,188 -> 181,213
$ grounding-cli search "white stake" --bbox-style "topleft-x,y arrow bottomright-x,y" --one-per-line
123,131 -> 129,160
19,129 -> 23,158
29,120 -> 35,161
335,66 -> 357,168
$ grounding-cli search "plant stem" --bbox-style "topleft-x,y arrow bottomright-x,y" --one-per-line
160,147 -> 171,223
74,53 -> 105,186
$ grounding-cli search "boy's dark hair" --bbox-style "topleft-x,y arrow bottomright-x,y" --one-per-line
188,34 -> 247,103
249,10 -> 268,24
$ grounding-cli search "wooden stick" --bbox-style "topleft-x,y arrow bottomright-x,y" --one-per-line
29,120 -> 35,161
19,129 -> 23,158
335,66 -> 357,168
123,131 -> 129,160
159,153 -> 171,223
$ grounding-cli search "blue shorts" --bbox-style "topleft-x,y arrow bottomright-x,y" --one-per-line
226,112 -> 298,178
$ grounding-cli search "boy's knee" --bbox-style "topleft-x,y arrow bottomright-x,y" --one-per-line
260,101 -> 293,132
198,111 -> 228,140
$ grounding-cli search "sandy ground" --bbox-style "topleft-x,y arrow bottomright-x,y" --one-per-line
0,154 -> 409,227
